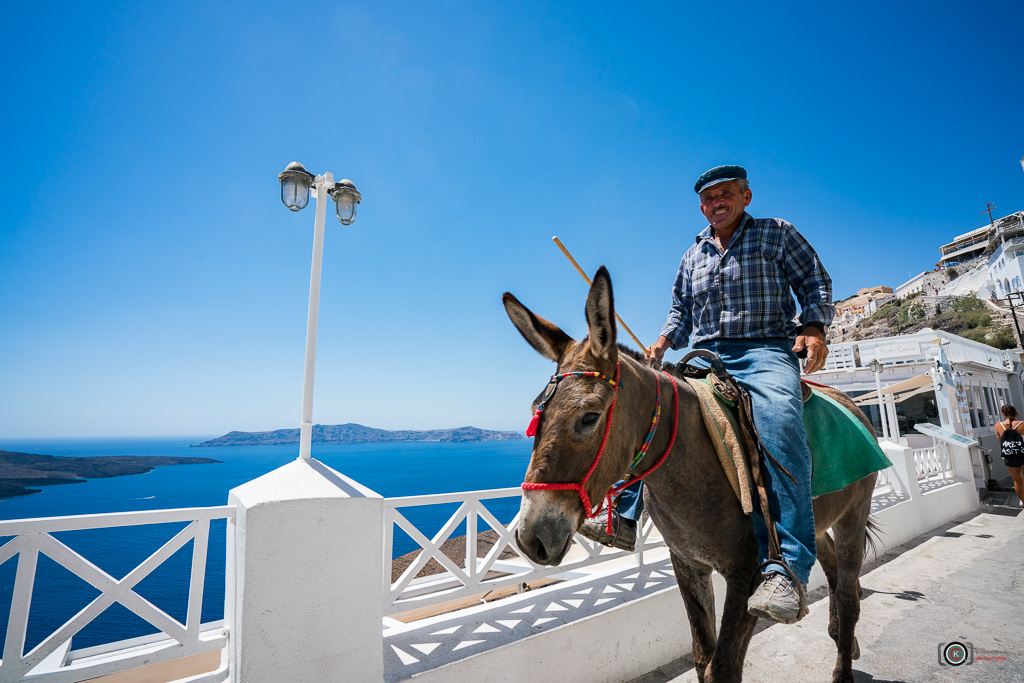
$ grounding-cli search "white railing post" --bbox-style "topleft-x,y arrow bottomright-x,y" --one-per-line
882,443 -> 922,500
228,458 -> 384,682
948,443 -> 980,501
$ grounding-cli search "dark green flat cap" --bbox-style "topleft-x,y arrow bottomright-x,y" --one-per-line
694,165 -> 747,194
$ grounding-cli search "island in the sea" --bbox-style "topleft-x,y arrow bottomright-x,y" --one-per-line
0,450 -> 222,499
193,423 -> 524,447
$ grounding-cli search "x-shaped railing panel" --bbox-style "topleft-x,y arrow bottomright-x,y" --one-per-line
384,488 -> 666,616
0,506 -> 230,682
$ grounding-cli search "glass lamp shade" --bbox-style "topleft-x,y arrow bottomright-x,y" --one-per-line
280,177 -> 310,211
278,162 -> 315,211
331,180 -> 362,225
335,192 -> 357,224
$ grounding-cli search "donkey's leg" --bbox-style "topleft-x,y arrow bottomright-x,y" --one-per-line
816,533 -> 842,650
828,488 -> 873,683
818,533 -> 861,661
705,571 -> 758,683
669,552 -> 717,683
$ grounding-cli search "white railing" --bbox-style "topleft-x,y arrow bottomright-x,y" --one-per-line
0,506 -> 233,682
0,440 -> 974,679
384,446 -> 970,623
913,444 -> 955,483
384,488 -> 664,617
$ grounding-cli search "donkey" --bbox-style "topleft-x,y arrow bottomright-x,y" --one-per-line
504,267 -> 877,683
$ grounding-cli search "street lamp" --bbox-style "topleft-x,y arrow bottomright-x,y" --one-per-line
330,179 -> 361,225
277,161 -> 362,460
867,359 -> 891,441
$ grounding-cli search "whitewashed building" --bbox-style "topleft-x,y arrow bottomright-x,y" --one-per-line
938,225 -> 990,267
893,271 -> 930,299
982,211 -> 1024,299
815,328 -> 1024,489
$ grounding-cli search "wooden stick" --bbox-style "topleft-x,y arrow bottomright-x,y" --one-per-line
552,236 -> 649,356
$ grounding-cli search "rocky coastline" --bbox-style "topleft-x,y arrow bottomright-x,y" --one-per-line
192,423 -> 524,447
0,450 -> 222,499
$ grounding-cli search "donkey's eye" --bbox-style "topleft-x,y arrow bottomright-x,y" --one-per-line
580,412 -> 600,426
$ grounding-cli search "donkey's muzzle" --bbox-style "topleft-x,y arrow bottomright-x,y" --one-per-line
515,516 -> 574,566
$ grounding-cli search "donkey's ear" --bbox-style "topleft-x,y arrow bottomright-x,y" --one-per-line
585,266 -> 617,360
503,292 -> 575,362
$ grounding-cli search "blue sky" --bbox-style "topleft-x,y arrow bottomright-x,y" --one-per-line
2,1 -> 1023,439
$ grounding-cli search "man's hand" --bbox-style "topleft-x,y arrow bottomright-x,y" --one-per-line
793,327 -> 828,374
647,336 -> 672,367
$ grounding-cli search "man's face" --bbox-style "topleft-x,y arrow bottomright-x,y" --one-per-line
699,180 -> 752,232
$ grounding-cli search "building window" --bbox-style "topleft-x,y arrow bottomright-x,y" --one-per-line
967,388 -> 979,430
896,392 -> 940,433
849,391 -> 886,436
973,387 -> 989,428
984,387 -> 997,425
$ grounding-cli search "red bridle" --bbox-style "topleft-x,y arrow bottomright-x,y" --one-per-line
521,362 -> 680,534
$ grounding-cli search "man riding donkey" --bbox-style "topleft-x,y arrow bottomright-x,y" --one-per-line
579,164 -> 834,624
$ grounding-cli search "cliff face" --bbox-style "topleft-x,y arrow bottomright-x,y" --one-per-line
193,423 -> 524,447
844,295 -> 1018,349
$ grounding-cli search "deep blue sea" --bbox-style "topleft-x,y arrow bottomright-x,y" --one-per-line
0,437 -> 533,653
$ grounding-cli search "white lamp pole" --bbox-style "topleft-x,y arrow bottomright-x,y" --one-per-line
868,359 -> 890,441
278,162 -> 362,460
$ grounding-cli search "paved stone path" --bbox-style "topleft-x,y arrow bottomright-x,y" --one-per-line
635,504 -> 1024,682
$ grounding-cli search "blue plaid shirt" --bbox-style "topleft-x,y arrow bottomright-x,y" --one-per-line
660,213 -> 833,348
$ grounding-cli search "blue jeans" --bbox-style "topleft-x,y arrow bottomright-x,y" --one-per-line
695,338 -> 816,583
616,480 -> 644,522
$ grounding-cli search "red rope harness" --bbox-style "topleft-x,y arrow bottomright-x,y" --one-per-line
521,364 -> 680,534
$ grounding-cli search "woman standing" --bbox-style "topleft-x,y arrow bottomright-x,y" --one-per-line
994,405 -> 1024,505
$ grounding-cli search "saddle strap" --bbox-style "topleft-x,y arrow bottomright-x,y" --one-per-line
728,376 -> 798,564
733,383 -> 782,562
739,381 -> 811,609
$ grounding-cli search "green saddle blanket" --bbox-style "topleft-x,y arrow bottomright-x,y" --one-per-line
803,388 -> 892,497
703,377 -> 892,497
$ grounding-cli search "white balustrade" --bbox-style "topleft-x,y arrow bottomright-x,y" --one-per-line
913,444 -> 955,483
0,506 -> 233,682
384,488 -> 664,617
0,439 -> 982,683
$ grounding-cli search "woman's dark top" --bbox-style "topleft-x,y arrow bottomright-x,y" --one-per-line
999,420 -> 1024,467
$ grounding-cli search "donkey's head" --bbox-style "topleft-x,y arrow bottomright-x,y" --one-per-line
503,266 -> 628,565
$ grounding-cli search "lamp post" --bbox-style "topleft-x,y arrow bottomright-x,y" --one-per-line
867,359 -> 891,441
278,162 -> 362,460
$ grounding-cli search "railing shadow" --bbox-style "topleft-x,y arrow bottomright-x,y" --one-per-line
383,555 -> 676,682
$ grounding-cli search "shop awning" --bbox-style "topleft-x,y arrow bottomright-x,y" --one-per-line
853,373 -> 935,405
